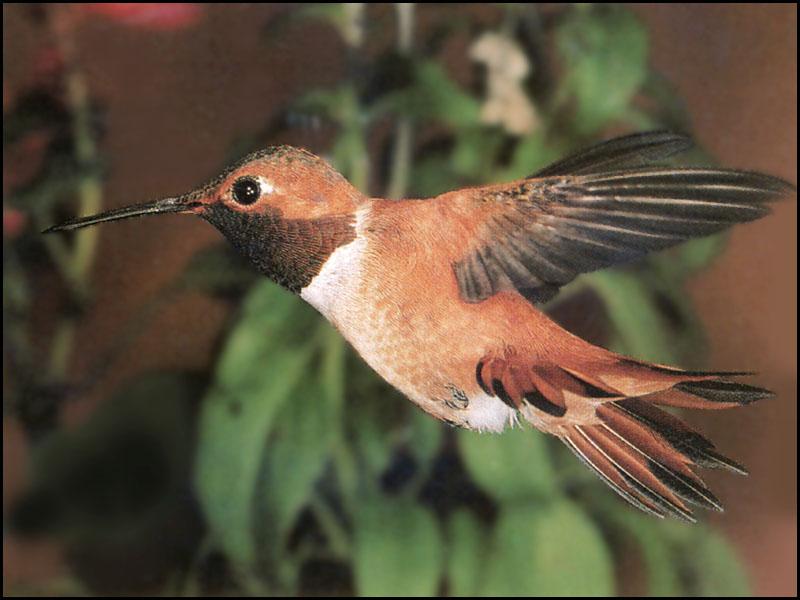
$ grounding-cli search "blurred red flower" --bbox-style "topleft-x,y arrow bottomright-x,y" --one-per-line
32,46 -> 65,88
3,206 -> 27,240
77,3 -> 203,30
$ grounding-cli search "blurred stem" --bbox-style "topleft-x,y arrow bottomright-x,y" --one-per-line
386,3 -> 415,200
309,495 -> 351,559
342,3 -> 369,193
46,6 -> 104,380
333,432 -> 360,515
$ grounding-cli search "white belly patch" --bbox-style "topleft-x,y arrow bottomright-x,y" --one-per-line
464,393 -> 517,433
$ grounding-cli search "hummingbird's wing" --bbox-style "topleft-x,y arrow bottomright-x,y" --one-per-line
475,349 -> 769,520
452,132 -> 794,304
530,130 -> 693,177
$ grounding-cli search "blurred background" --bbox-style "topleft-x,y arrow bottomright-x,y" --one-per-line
3,3 -> 796,596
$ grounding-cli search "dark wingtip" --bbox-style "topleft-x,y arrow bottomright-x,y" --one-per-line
743,170 -> 797,197
655,130 -> 694,153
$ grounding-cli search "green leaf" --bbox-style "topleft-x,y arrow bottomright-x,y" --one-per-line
482,501 -> 614,596
345,355 -> 403,481
686,529 -> 750,596
296,85 -> 360,126
260,373 -> 334,542
418,61 -> 481,128
405,408 -> 443,472
588,269 -> 680,365
451,128 -> 508,183
354,495 -> 444,596
380,59 -> 480,130
349,411 -> 393,482
603,510 -> 682,596
498,133 -> 563,182
556,6 -> 648,135
458,424 -> 557,502
194,282 -> 318,578
259,323 -> 345,545
672,234 -> 728,277
410,155 -> 459,198
446,510 -> 488,597
331,123 -> 369,191
213,283 -> 317,388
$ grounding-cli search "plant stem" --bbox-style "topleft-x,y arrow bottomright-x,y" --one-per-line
386,3 -> 415,200
47,6 -> 104,380
309,495 -> 352,559
341,3 -> 370,193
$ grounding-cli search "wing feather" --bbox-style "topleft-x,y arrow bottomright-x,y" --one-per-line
453,134 -> 794,304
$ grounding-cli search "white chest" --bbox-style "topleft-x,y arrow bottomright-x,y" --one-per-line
299,231 -> 367,323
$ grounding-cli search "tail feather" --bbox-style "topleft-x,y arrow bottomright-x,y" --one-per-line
556,362 -> 765,519
561,395 -> 746,520
477,349 -> 767,520
672,379 -> 775,407
563,430 -> 668,519
578,423 -> 698,521
597,358 -> 774,410
611,398 -> 749,474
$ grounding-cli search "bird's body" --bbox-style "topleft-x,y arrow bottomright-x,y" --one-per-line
301,192 -> 598,433
303,196 -> 524,432
46,132 -> 795,521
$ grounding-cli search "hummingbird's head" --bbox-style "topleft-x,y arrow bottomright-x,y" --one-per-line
44,146 -> 363,292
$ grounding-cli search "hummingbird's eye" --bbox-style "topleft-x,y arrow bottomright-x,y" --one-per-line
231,177 -> 261,205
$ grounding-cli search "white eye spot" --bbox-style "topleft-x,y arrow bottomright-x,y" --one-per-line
257,176 -> 276,195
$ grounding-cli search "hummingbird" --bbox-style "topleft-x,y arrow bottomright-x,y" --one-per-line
46,131 -> 794,521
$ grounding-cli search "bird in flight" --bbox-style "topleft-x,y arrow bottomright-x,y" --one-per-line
46,131 -> 795,521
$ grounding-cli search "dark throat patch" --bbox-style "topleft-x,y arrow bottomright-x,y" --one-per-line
203,203 -> 356,293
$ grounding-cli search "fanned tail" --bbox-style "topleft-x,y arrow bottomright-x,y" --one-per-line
479,349 -> 773,521
557,361 -> 772,521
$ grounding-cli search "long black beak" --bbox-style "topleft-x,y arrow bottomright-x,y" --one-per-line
42,195 -> 200,233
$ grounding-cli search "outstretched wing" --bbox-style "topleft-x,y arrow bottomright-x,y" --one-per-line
452,131 -> 794,304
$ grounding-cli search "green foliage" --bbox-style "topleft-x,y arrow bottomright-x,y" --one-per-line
379,59 -> 482,129
354,495 -> 445,596
194,283 -> 319,581
483,502 -> 614,596
458,425 -> 556,502
445,510 -> 489,596
21,373 -> 198,535
687,529 -> 751,596
260,327 -> 346,554
555,5 -> 649,135
8,373 -> 203,592
601,506 -> 683,596
589,269 -> 682,365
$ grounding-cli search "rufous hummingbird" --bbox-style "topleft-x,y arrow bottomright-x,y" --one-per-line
45,131 -> 795,521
